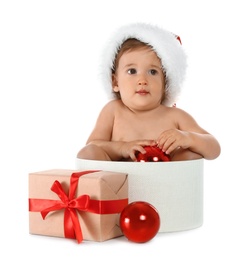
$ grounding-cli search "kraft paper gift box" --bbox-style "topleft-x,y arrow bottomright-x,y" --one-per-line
29,169 -> 128,243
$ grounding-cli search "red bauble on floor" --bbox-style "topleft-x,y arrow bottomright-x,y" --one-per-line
120,201 -> 160,243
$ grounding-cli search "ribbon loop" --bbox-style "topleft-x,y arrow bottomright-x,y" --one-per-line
51,180 -> 69,203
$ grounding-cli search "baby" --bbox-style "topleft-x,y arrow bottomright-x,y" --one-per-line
77,23 -> 221,161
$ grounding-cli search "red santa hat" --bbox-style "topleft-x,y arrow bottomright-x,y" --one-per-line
100,23 -> 187,106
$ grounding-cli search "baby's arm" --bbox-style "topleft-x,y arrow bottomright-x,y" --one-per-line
156,108 -> 221,160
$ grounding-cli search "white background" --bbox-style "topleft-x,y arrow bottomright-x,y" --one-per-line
1,0 -> 238,259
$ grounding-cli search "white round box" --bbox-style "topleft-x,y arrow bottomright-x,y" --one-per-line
75,158 -> 204,233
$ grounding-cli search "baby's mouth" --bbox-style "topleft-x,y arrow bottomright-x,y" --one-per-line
136,89 -> 149,95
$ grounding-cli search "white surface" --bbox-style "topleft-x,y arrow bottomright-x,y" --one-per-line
1,1 -> 238,259
76,158 -> 203,232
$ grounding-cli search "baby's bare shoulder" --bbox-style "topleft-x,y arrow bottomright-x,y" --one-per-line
167,106 -> 200,129
167,106 -> 191,116
162,106 -> 196,124
102,99 -> 124,112
98,100 -> 124,120
103,99 -> 122,108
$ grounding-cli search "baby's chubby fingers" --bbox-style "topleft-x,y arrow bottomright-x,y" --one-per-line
164,142 -> 179,154
156,129 -> 180,151
155,136 -> 169,151
128,145 -> 145,161
130,140 -> 156,161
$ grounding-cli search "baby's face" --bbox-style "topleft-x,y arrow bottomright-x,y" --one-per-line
112,47 -> 165,111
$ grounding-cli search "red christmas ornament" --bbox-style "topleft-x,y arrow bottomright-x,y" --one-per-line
120,201 -> 160,243
136,146 -> 170,162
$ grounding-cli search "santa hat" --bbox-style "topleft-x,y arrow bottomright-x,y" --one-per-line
100,23 -> 187,106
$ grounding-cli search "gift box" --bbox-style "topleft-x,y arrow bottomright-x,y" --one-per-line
29,169 -> 128,243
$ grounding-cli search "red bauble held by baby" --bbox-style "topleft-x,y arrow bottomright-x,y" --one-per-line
120,201 -> 160,243
136,146 -> 170,162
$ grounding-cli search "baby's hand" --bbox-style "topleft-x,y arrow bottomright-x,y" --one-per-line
120,140 -> 156,161
156,129 -> 191,155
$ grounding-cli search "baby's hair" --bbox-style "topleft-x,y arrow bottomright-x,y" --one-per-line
112,38 -> 151,74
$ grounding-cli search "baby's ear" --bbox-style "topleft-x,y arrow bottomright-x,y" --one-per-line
113,86 -> 119,92
112,74 -> 119,92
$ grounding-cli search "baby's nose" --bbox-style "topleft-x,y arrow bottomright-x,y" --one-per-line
138,80 -> 147,85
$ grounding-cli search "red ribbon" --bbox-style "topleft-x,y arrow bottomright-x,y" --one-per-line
29,170 -> 128,243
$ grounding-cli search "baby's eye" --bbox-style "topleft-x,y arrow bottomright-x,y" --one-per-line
149,69 -> 158,75
127,68 -> 137,74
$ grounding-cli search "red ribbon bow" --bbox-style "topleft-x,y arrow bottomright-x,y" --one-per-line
29,170 -> 128,243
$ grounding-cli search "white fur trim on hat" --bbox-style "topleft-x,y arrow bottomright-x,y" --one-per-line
100,23 -> 187,106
